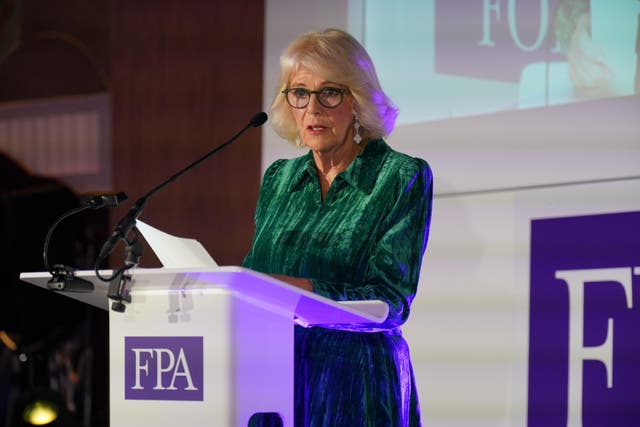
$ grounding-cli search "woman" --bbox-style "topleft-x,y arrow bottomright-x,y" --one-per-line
243,28 -> 433,426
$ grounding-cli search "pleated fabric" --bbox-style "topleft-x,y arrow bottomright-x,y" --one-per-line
243,139 -> 433,426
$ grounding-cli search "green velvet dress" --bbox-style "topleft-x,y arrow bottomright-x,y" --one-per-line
243,139 -> 433,427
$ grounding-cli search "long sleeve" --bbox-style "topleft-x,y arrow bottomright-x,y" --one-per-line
311,158 -> 432,330
243,139 -> 433,331
243,139 -> 429,427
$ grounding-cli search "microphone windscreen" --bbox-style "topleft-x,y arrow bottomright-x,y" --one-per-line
81,191 -> 128,209
103,192 -> 128,207
250,112 -> 268,127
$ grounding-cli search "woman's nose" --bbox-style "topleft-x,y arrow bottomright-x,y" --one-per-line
306,93 -> 323,115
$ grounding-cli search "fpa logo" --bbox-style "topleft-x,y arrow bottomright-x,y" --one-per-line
124,336 -> 203,401
528,211 -> 640,426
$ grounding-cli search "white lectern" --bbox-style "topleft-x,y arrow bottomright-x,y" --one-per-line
20,266 -> 388,427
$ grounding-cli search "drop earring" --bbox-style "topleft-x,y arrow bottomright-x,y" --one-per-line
353,112 -> 362,144
296,132 -> 302,147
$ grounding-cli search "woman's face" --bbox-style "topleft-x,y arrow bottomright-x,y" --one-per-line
288,66 -> 355,154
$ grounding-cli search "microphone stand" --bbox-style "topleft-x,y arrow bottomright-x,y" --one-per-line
43,192 -> 128,292
95,112 -> 268,312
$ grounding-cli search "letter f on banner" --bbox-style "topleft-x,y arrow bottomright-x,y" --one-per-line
555,267 -> 636,427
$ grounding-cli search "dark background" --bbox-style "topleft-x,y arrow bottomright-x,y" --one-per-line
0,1 -> 264,425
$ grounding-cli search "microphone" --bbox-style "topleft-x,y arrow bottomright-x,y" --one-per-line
80,192 -> 128,209
250,112 -> 268,127
43,191 -> 129,292
95,112 -> 268,273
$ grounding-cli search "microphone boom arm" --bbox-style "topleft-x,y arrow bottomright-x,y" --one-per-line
95,112 -> 268,284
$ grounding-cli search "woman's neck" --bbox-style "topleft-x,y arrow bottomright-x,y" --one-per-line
312,140 -> 365,198
314,141 -> 363,177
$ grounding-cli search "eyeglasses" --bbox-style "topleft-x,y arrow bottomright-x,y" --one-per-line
282,87 -> 347,109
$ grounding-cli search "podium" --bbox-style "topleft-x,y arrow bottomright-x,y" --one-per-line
20,266 -> 389,426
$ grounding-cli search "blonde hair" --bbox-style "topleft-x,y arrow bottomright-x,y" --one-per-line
270,28 -> 398,144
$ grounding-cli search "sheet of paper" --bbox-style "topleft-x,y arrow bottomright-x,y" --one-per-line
136,220 -> 218,268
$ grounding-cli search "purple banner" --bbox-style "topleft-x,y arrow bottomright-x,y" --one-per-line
435,0 -> 563,82
528,212 -> 640,426
125,336 -> 204,401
